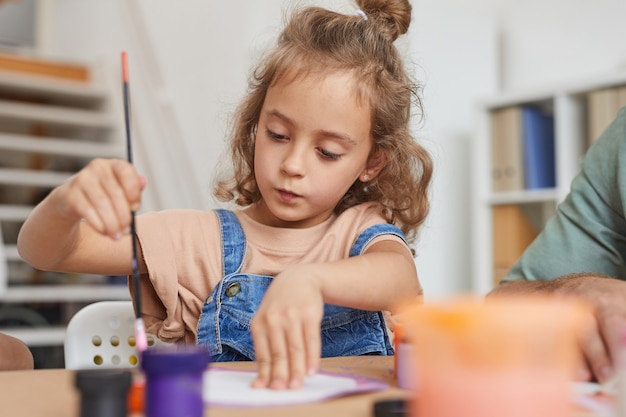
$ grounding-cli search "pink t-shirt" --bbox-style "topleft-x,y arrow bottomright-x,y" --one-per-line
132,202 -> 410,344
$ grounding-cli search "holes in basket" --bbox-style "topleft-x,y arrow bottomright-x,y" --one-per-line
127,335 -> 157,347
90,334 -> 152,349
91,335 -> 102,347
92,354 -> 136,367
88,332 -> 159,366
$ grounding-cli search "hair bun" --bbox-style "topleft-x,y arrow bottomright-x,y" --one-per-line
355,0 -> 412,42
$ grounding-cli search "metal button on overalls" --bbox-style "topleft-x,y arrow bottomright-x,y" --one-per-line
225,282 -> 241,298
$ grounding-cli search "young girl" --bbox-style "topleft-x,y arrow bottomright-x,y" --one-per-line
17,0 -> 432,390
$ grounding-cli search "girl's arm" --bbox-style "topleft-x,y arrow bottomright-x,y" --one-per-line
17,158 -> 147,275
311,239 -> 420,311
251,239 -> 419,390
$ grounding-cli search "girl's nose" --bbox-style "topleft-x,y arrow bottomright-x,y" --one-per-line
280,145 -> 306,177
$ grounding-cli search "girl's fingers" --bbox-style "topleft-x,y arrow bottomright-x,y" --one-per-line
286,321 -> 306,389
251,278 -> 323,391
65,159 -> 143,238
251,312 -> 290,390
138,175 -> 148,192
63,172 -> 112,234
251,321 -> 272,389
112,160 -> 144,211
266,317 -> 290,390
303,320 -> 321,378
99,176 -> 129,234
82,177 -> 125,238
66,189 -> 105,234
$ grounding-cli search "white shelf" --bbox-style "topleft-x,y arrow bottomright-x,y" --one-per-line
472,70 -> 626,295
0,99 -> 113,129
4,244 -> 19,261
488,188 -> 559,206
0,205 -> 33,221
0,57 -> 127,351
0,285 -> 131,302
0,167 -> 73,187
0,326 -> 66,347
0,133 -> 123,157
0,69 -> 107,102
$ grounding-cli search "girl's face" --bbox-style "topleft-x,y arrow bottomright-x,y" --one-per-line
249,70 -> 374,228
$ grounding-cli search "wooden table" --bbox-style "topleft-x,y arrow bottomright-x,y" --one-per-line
0,356 -> 410,417
0,355 -> 606,417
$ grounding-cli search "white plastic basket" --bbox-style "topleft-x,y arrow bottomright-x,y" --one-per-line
64,300 -> 168,370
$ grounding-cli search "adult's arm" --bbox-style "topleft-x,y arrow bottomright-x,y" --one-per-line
491,273 -> 626,383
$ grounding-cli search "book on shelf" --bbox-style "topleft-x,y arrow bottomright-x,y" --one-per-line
492,204 -> 539,286
491,106 -> 524,192
587,85 -> 626,147
491,104 -> 556,193
521,106 -> 555,189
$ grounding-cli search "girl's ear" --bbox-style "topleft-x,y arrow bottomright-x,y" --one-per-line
364,149 -> 387,179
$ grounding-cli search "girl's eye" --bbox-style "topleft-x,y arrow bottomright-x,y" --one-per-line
266,130 -> 288,140
318,148 -> 340,161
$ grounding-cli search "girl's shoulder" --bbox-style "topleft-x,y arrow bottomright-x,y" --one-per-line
324,202 -> 395,245
336,202 -> 388,227
334,203 -> 409,256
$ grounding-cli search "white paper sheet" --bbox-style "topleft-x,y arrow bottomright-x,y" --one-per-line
203,367 -> 389,407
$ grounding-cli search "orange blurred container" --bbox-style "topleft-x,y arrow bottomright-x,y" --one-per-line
401,296 -> 591,417
127,377 -> 145,414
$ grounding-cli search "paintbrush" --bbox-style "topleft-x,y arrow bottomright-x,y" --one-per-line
121,51 -> 148,355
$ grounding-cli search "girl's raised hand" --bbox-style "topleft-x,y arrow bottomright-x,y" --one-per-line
250,265 -> 324,390
53,158 -> 146,239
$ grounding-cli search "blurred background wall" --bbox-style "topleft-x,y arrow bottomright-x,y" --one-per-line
2,0 -> 626,299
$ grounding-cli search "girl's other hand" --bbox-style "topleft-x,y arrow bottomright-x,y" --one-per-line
250,266 -> 323,390
53,158 -> 146,239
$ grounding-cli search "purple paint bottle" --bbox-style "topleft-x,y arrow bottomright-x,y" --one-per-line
141,346 -> 211,417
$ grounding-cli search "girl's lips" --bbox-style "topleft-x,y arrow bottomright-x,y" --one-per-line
277,189 -> 300,201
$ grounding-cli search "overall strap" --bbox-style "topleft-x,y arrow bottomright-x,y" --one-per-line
349,223 -> 409,257
214,209 -> 247,276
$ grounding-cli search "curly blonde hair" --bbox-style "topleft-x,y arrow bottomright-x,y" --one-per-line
215,0 -> 433,244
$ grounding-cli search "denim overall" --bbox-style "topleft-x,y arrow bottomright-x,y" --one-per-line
196,209 -> 408,362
